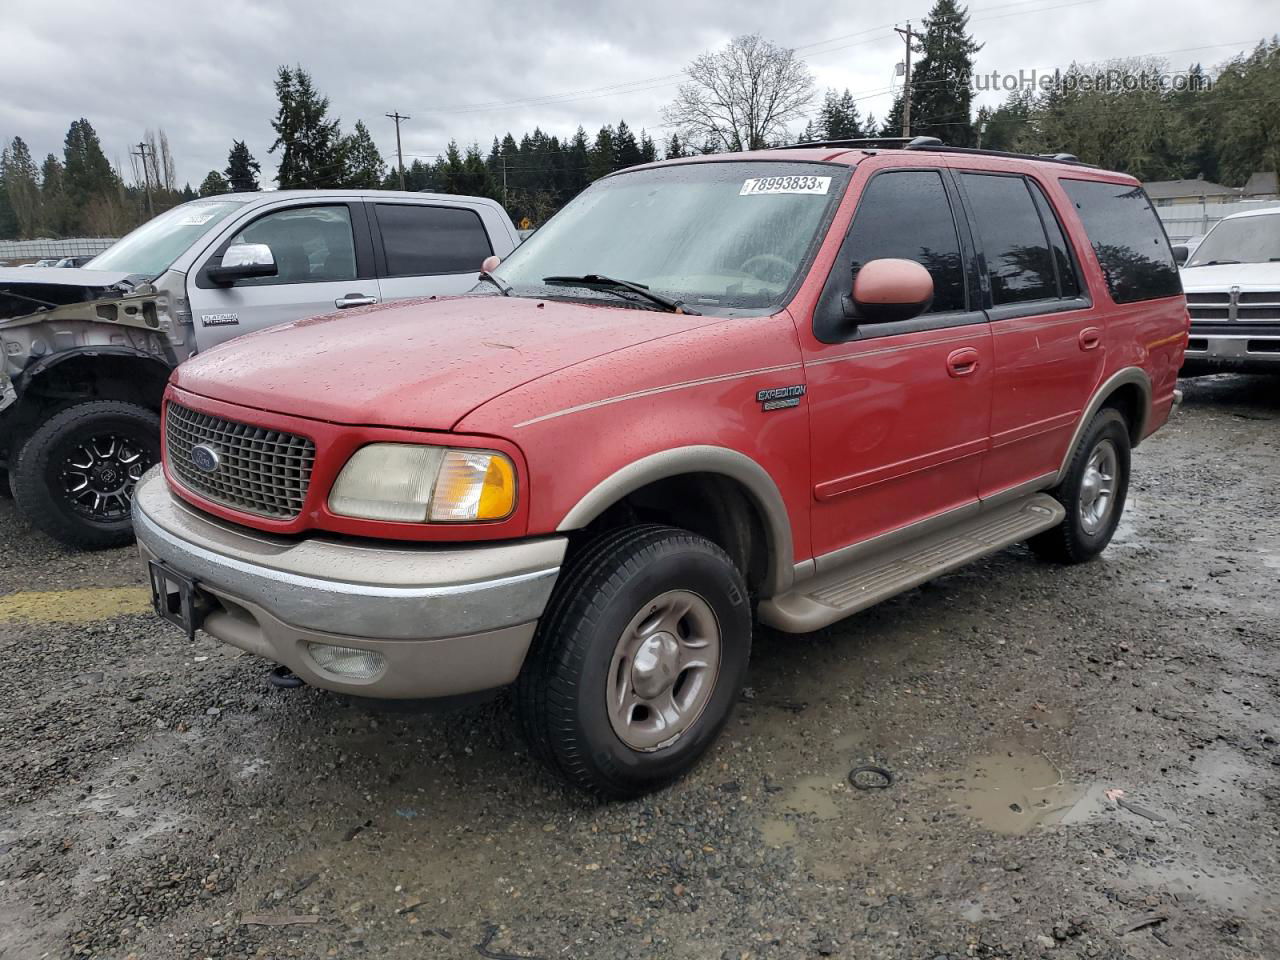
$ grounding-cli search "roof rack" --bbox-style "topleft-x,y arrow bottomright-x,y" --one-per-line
777,136 -> 943,150
775,136 -> 1092,167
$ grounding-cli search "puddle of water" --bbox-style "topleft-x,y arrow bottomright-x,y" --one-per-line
779,775 -> 844,821
944,746 -> 1084,835
1129,859 -> 1270,918
0,586 -> 150,623
760,818 -> 798,847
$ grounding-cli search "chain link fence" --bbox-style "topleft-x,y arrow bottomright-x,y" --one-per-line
0,237 -> 119,263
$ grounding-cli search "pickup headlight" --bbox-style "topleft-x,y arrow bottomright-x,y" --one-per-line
328,444 -> 516,523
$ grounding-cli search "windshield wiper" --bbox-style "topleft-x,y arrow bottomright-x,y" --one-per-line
1195,259 -> 1241,266
542,274 -> 700,315
477,271 -> 512,296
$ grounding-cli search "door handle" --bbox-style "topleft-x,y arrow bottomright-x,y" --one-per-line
335,294 -> 379,309
1078,326 -> 1102,351
946,347 -> 981,378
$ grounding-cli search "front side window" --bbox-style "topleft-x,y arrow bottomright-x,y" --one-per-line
961,173 -> 1057,304
493,161 -> 849,314
1061,179 -> 1180,303
377,204 -> 492,276
89,200 -> 244,278
1186,214 -> 1280,267
230,205 -> 356,285
841,169 -> 967,313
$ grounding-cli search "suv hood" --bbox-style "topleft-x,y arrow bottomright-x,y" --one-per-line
171,295 -> 720,430
1180,261 -> 1280,290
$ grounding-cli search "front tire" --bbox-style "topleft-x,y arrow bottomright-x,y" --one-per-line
1030,408 -> 1131,564
515,525 -> 751,799
12,400 -> 160,549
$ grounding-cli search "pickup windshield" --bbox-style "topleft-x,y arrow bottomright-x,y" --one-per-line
88,200 -> 246,278
493,161 -> 849,313
1185,214 -> 1280,267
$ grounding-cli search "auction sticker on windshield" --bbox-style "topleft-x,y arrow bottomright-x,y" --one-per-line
740,176 -> 831,196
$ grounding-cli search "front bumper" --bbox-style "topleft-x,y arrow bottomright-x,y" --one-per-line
1183,333 -> 1280,372
133,470 -> 565,698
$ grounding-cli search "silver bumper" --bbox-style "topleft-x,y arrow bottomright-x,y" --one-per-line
132,470 -> 565,697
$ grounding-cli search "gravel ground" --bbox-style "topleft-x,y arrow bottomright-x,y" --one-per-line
0,373 -> 1277,960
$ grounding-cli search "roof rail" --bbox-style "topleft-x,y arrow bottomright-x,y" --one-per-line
775,136 -> 942,150
774,136 -> 1093,167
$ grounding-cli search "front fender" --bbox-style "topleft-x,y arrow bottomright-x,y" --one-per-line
557,445 -> 796,597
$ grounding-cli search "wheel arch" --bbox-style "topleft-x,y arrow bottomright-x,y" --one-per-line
1054,367 -> 1151,485
556,446 -> 795,598
15,347 -> 173,408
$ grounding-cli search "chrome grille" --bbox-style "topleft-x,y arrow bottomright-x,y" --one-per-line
165,403 -> 315,519
1187,289 -> 1280,323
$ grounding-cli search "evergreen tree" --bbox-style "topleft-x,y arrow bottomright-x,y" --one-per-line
664,133 -> 688,159
565,127 -> 590,195
908,0 -> 982,145
181,183 -> 197,202
639,130 -> 657,164
199,170 -> 229,196
0,153 -> 18,240
270,65 -> 345,188
40,154 -> 67,235
224,140 -> 261,192
62,118 -> 117,230
342,120 -> 385,188
588,125 -> 616,181
4,137 -> 42,237
615,120 -> 643,169
818,89 -> 864,140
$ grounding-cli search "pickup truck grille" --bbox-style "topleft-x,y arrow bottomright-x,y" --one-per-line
165,403 -> 315,519
1187,290 -> 1280,323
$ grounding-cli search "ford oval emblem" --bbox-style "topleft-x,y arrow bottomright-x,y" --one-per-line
191,443 -> 221,473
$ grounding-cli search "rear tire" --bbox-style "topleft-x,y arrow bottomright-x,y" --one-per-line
1029,408 -> 1130,564
515,525 -> 751,799
12,400 -> 160,549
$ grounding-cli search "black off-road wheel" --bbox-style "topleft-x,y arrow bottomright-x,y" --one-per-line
1030,408 -> 1131,564
515,525 -> 752,800
12,400 -> 160,549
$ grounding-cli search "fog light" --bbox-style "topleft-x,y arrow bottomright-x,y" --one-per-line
307,643 -> 386,680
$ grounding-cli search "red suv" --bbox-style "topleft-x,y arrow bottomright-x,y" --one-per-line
135,138 -> 1187,798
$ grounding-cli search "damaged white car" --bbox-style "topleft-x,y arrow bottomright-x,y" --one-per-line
0,191 -> 519,547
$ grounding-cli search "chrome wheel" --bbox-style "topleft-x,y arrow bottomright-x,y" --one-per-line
607,589 -> 722,752
1078,439 -> 1118,535
60,433 -> 152,522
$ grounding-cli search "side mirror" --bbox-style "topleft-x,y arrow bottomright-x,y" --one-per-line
1171,244 -> 1189,266
208,243 -> 277,284
848,258 -> 934,323
480,255 -> 502,274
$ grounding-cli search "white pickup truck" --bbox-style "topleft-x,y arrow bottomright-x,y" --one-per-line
1177,206 -> 1280,376
0,190 -> 519,547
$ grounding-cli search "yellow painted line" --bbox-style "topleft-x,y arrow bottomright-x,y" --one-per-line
0,586 -> 151,623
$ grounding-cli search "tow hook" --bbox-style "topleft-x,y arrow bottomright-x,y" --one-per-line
268,664 -> 304,690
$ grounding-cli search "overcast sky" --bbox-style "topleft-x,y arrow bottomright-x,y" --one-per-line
1,0 -> 1273,189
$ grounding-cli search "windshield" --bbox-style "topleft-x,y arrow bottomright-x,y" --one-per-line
493,161 -> 850,313
1185,213 -> 1280,266
88,200 -> 245,277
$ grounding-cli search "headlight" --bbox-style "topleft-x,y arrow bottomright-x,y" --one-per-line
328,444 -> 516,523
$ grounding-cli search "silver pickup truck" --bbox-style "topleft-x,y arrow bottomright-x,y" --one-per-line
0,190 -> 519,547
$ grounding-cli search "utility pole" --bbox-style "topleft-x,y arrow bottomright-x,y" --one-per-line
132,141 -> 154,218
386,112 -> 410,190
977,120 -> 988,150
894,22 -> 924,138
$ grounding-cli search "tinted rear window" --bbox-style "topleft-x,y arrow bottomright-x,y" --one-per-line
961,173 -> 1057,304
1060,179 -> 1180,303
376,204 -> 492,276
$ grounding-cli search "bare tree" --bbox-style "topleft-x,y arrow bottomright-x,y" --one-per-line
663,35 -> 815,151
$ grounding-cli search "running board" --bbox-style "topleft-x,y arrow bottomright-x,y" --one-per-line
759,494 -> 1065,633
